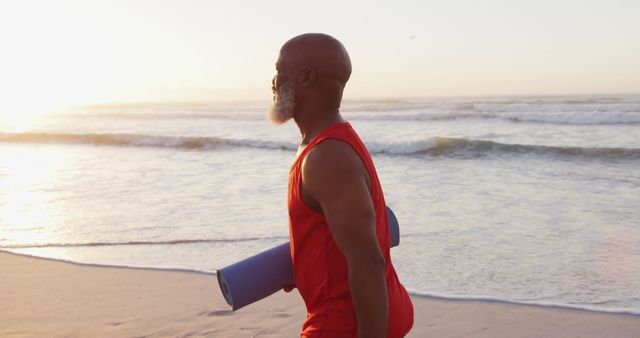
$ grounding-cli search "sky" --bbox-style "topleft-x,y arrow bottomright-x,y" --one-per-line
0,0 -> 639,113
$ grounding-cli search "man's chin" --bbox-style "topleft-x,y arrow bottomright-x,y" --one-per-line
267,108 -> 292,125
269,116 -> 292,125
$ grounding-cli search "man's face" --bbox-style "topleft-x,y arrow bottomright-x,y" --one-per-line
268,58 -> 295,125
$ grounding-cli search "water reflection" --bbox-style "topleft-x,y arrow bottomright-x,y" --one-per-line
0,145 -> 73,249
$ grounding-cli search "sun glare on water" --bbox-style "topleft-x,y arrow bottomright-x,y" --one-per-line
0,146 -> 72,248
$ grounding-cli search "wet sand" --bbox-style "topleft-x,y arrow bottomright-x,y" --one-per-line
1,251 -> 639,337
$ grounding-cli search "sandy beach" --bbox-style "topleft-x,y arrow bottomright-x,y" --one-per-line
0,250 -> 638,337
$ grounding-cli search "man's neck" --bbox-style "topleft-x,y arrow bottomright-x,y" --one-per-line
294,107 -> 344,145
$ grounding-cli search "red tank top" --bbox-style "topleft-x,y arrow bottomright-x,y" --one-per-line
288,121 -> 414,337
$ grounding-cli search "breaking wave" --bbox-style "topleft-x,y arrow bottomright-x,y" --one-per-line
0,132 -> 297,151
2,132 -> 639,160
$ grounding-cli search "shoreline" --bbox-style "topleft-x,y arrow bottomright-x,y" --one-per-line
2,249 -> 638,317
2,250 -> 639,337
5,248 -> 640,319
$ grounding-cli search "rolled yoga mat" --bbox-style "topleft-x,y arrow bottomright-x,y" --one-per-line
217,206 -> 401,311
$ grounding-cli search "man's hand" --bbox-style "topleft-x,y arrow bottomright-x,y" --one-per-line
302,139 -> 388,338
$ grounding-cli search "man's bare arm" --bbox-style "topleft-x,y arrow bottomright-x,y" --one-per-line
302,139 -> 388,338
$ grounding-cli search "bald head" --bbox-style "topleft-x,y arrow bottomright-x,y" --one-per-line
270,33 -> 351,125
279,33 -> 352,85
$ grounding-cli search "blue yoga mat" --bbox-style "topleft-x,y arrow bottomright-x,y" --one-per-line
217,206 -> 401,311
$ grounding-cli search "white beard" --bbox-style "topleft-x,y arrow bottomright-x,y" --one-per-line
268,83 -> 295,124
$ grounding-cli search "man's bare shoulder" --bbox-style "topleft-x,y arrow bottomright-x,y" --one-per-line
302,139 -> 364,179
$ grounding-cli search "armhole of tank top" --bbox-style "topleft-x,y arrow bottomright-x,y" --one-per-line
295,142 -> 323,216
295,176 -> 324,216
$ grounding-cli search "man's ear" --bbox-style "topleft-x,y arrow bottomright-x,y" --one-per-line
300,68 -> 317,88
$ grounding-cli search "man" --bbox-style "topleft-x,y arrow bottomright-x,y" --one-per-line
269,33 -> 414,338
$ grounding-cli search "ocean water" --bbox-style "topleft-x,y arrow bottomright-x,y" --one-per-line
1,95 -> 639,315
